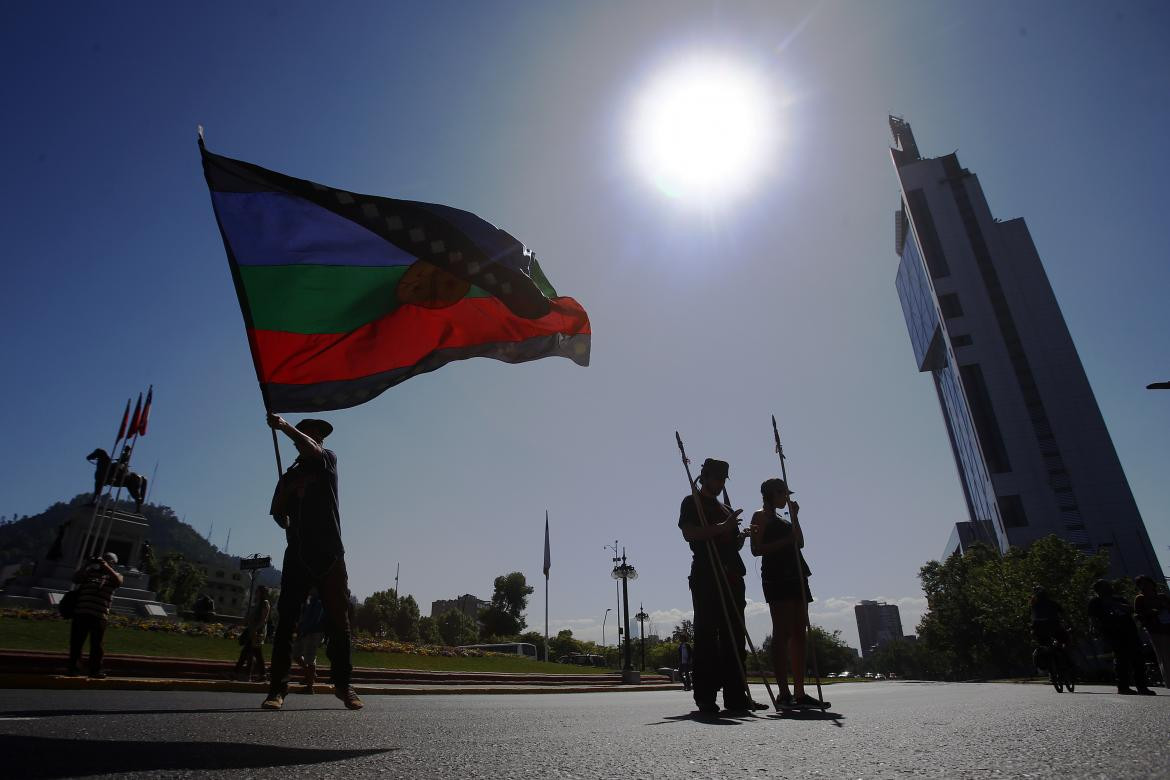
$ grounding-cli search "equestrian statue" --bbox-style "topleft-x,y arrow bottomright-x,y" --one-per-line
87,447 -> 147,512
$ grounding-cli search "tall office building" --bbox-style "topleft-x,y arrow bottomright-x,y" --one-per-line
889,117 -> 1159,578
855,600 -> 904,658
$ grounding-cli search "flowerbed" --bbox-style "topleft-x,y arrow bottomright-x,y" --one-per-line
0,607 -> 494,658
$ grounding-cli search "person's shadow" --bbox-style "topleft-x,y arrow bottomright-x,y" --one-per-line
0,734 -> 396,778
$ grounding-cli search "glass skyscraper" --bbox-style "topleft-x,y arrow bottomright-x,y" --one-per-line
889,117 -> 1159,578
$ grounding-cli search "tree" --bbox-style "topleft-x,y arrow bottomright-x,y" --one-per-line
481,572 -> 534,636
417,615 -> 442,645
393,594 -> 421,643
438,608 -> 479,646
914,535 -> 1110,680
148,552 -> 205,610
671,620 -> 694,643
548,629 -> 582,661
356,590 -> 399,638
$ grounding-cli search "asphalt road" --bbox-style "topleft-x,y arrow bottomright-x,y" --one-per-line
1,682 -> 1167,779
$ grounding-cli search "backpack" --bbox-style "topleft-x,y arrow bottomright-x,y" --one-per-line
58,590 -> 79,619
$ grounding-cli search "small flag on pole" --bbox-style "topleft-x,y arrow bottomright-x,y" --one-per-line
115,398 -> 131,442
127,393 -> 143,439
543,511 -> 551,579
138,386 -> 153,436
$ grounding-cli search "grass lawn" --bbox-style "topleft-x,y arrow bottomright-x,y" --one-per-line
0,617 -> 608,674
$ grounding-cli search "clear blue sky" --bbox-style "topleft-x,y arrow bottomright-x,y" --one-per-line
2,1 -> 1167,650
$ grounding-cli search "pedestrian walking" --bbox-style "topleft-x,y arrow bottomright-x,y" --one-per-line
67,552 -> 123,678
678,640 -> 693,691
294,590 -> 327,693
1088,580 -> 1155,695
750,478 -> 827,709
233,585 -> 270,681
1134,575 -> 1170,688
263,414 -> 362,711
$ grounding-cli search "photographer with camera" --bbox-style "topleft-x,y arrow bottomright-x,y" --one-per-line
67,552 -> 124,678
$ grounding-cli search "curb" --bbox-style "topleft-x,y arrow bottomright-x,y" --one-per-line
0,674 -> 679,696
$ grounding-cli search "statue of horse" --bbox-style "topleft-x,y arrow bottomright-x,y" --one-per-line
86,448 -> 148,513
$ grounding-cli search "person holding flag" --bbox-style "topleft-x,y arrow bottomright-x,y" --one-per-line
263,413 -> 362,711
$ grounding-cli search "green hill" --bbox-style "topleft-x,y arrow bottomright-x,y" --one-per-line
0,494 -> 280,586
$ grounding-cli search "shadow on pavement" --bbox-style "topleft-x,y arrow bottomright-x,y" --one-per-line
0,707 -> 341,718
0,734 -> 396,778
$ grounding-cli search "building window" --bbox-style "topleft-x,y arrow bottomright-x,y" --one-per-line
959,363 -> 1011,473
939,293 -> 964,319
998,495 -> 1028,528
906,190 -> 950,278
951,334 -> 973,348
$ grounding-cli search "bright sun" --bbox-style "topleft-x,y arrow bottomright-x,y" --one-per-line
630,54 -> 778,205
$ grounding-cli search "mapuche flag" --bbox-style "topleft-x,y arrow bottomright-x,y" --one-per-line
199,141 -> 591,412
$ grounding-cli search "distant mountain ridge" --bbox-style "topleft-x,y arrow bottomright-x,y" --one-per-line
0,494 -> 280,586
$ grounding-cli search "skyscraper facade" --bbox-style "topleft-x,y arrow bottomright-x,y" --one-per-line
889,117 -> 1159,578
855,600 -> 904,658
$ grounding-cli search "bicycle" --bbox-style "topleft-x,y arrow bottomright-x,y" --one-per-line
1034,638 -> 1076,693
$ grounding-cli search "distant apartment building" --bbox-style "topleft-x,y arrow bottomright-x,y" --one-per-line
196,562 -> 248,618
889,116 -> 1160,578
430,594 -> 489,621
855,600 -> 904,657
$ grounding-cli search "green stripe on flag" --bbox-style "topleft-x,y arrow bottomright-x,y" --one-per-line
240,264 -> 496,334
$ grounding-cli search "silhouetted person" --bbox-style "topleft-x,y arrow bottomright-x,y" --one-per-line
233,585 -> 269,681
678,458 -> 761,714
1134,575 -> 1170,688
294,590 -> 327,692
678,640 -> 693,690
751,478 -> 826,709
68,552 -> 123,678
263,414 -> 362,711
1089,580 -> 1154,695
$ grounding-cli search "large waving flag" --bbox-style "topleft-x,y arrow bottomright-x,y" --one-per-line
200,140 -> 591,412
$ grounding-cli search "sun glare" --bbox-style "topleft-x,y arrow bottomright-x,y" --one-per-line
630,54 -> 778,205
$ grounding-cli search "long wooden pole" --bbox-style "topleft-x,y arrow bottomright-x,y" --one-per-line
771,415 -> 825,707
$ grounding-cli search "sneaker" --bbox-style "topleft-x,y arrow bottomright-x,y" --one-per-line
1136,688 -> 1157,696
88,671 -> 107,679
65,665 -> 82,677
793,693 -> 829,709
335,686 -> 363,710
1118,687 -> 1137,695
696,701 -> 720,715
261,693 -> 285,710
776,693 -> 797,709
749,699 -> 769,711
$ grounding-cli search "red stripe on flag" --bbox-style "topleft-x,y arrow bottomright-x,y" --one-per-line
116,399 -> 130,442
251,296 -> 590,385
138,387 -> 153,436
127,393 -> 142,437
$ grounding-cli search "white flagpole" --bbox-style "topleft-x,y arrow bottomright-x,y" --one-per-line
544,511 -> 550,662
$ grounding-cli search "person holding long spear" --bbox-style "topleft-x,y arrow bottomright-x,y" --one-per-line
750,478 -> 827,709
677,455 -> 767,714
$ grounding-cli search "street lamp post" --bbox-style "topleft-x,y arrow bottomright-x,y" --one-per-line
611,548 -> 639,683
602,608 -> 612,649
635,604 -> 649,671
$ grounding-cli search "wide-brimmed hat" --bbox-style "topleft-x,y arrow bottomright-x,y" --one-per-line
699,458 -> 730,480
295,418 -> 333,440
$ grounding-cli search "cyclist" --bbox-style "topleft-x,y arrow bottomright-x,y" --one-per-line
1030,586 -> 1073,685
